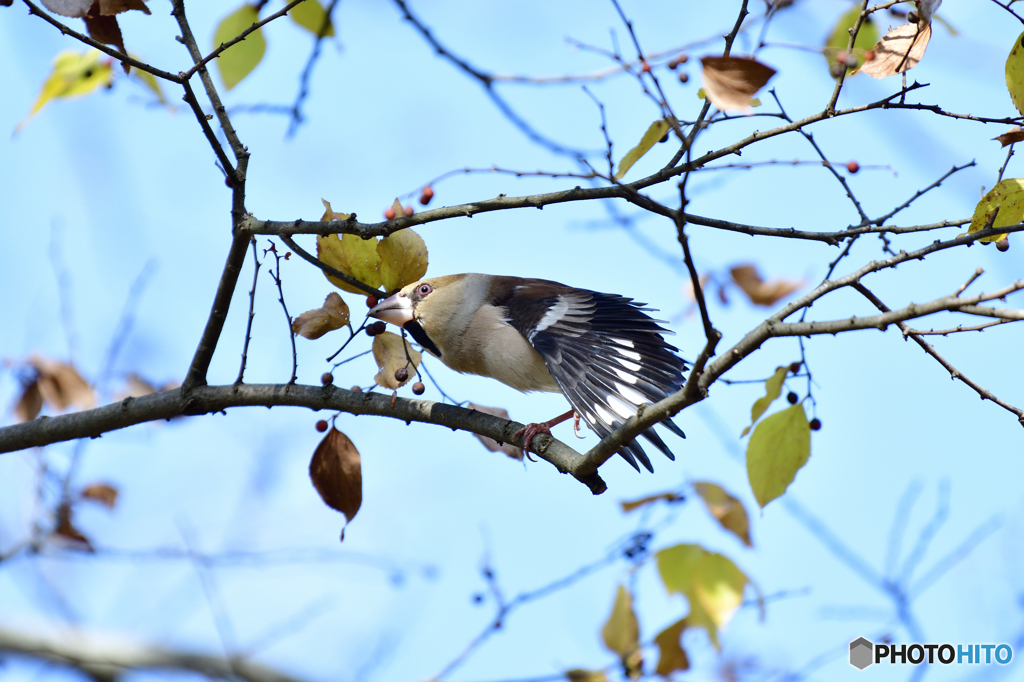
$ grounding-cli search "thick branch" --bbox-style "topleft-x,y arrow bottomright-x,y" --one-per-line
0,626 -> 307,682
0,384 -> 606,494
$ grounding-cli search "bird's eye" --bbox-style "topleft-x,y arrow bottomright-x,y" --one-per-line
417,283 -> 433,296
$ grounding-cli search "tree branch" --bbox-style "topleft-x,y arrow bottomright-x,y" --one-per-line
0,384 -> 607,494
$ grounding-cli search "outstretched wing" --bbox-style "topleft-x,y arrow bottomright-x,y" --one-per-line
502,280 -> 687,472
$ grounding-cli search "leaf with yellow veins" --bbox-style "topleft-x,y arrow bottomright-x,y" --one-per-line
17,50 -> 113,132
615,119 -> 671,179
741,365 -> 789,437
292,292 -> 351,339
317,233 -> 382,294
747,403 -> 811,508
212,4 -> 266,91
372,331 -> 421,389
377,228 -> 428,293
969,178 -> 1024,244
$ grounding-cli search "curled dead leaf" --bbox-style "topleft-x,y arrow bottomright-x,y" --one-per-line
467,403 -> 522,460
372,331 -> 421,389
994,126 -> 1024,148
309,427 -> 362,524
54,502 -> 94,552
854,22 -> 931,78
729,264 -> 804,306
81,483 -> 119,510
693,482 -> 753,547
699,55 -> 776,113
28,355 -> 95,412
292,292 -> 351,339
620,491 -> 685,513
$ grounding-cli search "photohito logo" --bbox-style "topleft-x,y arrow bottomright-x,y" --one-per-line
849,637 -> 1013,670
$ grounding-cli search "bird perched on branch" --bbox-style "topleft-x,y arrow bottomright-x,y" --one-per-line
367,273 -> 687,472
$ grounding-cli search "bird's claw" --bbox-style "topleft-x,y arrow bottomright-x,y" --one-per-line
513,422 -> 551,461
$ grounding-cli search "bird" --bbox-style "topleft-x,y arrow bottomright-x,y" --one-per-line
367,273 -> 687,472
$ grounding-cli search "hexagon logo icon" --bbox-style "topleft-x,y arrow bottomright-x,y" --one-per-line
850,637 -> 874,670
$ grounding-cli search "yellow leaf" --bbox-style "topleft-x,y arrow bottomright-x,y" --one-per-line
377,228 -> 428,293
17,50 -> 113,131
320,198 -> 352,222
289,0 -> 334,37
130,59 -> 167,104
372,331 -> 421,389
565,670 -> 608,682
746,403 -> 811,508
601,585 -> 640,660
212,4 -> 266,90
692,552 -> 746,632
291,292 -> 351,339
656,543 -> 704,597
615,119 -> 671,179
741,365 -> 789,437
317,233 -> 382,294
824,6 -> 879,78
693,481 -> 752,547
968,178 -> 1024,244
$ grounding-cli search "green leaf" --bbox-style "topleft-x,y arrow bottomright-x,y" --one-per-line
747,404 -> 811,508
212,4 -> 266,91
601,585 -> 640,659
289,0 -> 334,36
741,366 -> 788,437
1007,32 -> 1024,116
824,6 -> 879,78
615,119 -> 671,179
969,178 -> 1024,244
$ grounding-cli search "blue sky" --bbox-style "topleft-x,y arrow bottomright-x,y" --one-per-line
1,1 -> 1023,681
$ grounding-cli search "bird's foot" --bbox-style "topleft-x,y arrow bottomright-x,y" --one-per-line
513,408 -> 576,459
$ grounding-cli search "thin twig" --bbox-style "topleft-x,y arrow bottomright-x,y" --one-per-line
236,239 -> 262,384
267,243 -> 298,384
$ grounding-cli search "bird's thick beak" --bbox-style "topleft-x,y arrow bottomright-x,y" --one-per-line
367,292 -> 415,327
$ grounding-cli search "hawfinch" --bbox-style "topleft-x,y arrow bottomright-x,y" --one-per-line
367,274 -> 687,472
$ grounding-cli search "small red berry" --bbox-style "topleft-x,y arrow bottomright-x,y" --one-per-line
366,295 -> 379,308
366,321 -> 387,336
321,372 -> 334,385
412,382 -> 425,395
787,391 -> 798,404
419,185 -> 434,205
641,60 -> 651,73
846,161 -> 860,174
315,419 -> 329,432
809,418 -> 822,431
403,205 -> 414,217
678,71 -> 689,84
394,367 -> 409,382
996,238 -> 1010,252
384,207 -> 396,220
351,386 -> 363,393
789,362 -> 802,374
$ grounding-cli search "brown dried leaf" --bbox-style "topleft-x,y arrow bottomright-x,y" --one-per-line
565,670 -> 608,682
40,0 -> 93,17
372,331 -> 421,389
97,0 -> 148,14
693,481 -> 753,547
700,56 -> 776,113
292,292 -> 351,339
29,355 -> 95,412
83,14 -> 125,55
54,502 -> 94,552
81,483 -> 119,509
729,264 -> 804,306
620,491 -> 685,513
855,22 -> 931,79
654,617 -> 691,675
467,403 -> 522,460
309,427 -> 362,523
14,380 -> 43,422
994,127 -> 1024,148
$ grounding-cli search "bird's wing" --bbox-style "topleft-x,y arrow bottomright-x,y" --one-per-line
497,278 -> 687,472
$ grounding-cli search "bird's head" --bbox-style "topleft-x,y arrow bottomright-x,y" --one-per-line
367,274 -> 482,358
